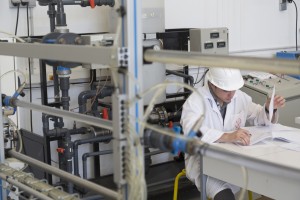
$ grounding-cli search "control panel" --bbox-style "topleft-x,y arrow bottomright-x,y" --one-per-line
242,74 -> 300,128
243,75 -> 300,99
189,28 -> 228,55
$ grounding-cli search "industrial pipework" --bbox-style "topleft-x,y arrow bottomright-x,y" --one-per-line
8,150 -> 120,199
0,164 -> 79,200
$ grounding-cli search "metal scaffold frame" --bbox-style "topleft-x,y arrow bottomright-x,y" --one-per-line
1,0 -> 300,199
0,69 -> 5,199
0,0 -> 145,199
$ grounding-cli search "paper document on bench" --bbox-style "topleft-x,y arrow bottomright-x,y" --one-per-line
242,124 -> 300,145
242,126 -> 272,145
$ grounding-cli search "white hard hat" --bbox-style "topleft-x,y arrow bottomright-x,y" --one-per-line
206,68 -> 244,91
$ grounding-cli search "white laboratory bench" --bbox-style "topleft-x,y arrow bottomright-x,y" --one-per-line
203,141 -> 300,200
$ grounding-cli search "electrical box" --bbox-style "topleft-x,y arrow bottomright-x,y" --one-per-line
279,0 -> 287,11
241,75 -> 300,128
189,28 -> 229,55
9,0 -> 36,8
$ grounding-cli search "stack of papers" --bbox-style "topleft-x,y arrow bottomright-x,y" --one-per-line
242,124 -> 300,146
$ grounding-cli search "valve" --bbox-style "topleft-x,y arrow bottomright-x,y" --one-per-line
56,148 -> 65,154
102,108 -> 109,120
81,0 -> 115,8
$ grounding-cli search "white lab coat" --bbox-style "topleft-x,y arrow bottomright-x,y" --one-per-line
180,83 -> 278,197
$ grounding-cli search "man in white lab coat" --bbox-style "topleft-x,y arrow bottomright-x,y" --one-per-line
180,68 -> 285,200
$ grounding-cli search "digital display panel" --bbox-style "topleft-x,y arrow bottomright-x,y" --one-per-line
210,32 -> 219,39
204,42 -> 214,49
217,41 -> 226,48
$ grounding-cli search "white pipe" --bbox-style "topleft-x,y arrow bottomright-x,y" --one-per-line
144,49 -> 300,75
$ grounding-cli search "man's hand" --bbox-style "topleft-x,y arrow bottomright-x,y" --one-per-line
217,129 -> 251,146
266,95 -> 285,110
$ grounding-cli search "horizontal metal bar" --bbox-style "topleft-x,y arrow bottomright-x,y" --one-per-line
0,172 -> 53,200
0,42 -> 117,66
14,100 -> 113,130
144,49 -> 300,75
8,150 -> 120,199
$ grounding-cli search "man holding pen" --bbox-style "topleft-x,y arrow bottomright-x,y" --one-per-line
180,67 -> 285,200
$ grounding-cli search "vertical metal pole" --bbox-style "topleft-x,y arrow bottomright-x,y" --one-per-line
93,143 -> 100,178
44,136 -> 53,184
125,0 -> 143,135
113,0 -> 144,198
126,0 -> 144,198
39,59 -> 54,185
200,155 -> 207,200
53,66 -> 60,106
183,65 -> 189,93
39,60 -> 48,106
0,68 -> 6,200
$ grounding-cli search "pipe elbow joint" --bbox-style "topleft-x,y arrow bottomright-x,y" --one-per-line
82,153 -> 89,161
73,140 -> 81,150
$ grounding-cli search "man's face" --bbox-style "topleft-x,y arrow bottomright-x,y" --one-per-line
212,85 -> 236,103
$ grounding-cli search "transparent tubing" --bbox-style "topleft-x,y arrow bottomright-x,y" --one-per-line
0,30 -> 26,43
0,70 -> 27,84
144,49 -> 300,75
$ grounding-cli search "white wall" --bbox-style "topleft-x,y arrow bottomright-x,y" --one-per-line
0,1 -> 110,37
0,0 -> 165,37
165,0 -> 298,53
